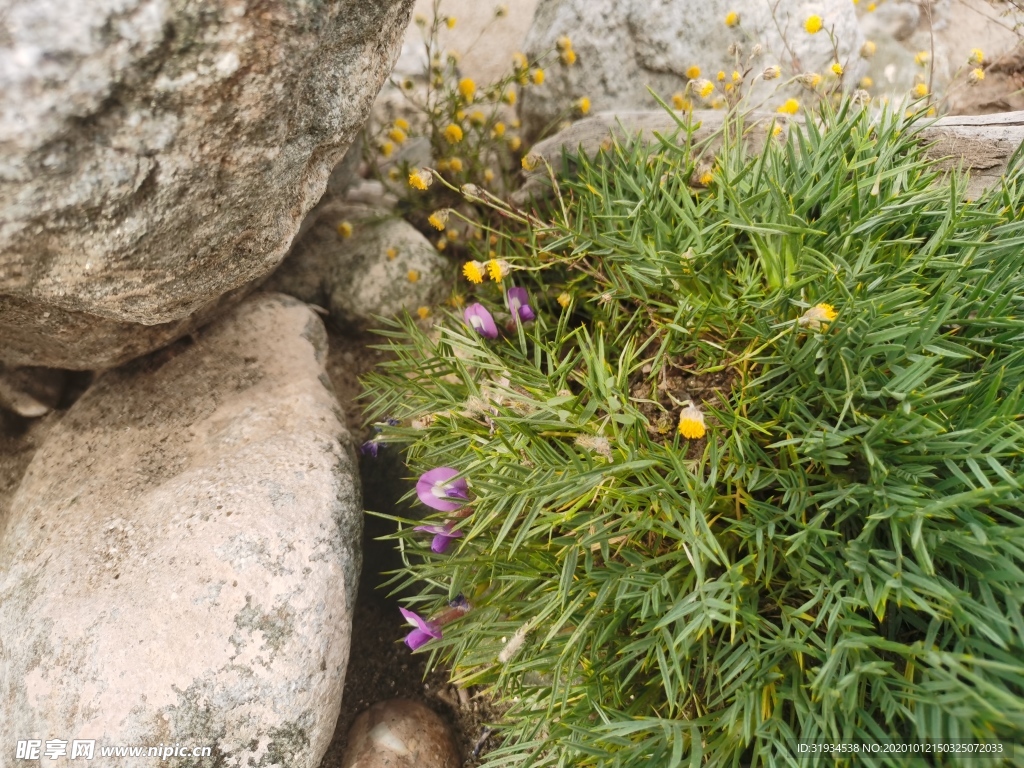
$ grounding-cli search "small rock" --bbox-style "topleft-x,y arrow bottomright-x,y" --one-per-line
263,203 -> 449,329
341,699 -> 461,768
0,364 -> 66,417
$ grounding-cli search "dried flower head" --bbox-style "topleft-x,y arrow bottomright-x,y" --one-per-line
763,65 -> 782,80
521,153 -> 540,171
798,303 -> 838,330
427,209 -> 450,230
487,259 -> 511,282
408,169 -> 432,190
575,435 -> 613,461
677,402 -> 706,439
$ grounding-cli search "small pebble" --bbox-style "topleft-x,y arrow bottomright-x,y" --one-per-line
341,698 -> 461,768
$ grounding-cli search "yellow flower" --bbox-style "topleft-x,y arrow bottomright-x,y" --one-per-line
436,158 -> 450,172
379,141 -> 394,157
387,167 -> 400,181
672,92 -> 691,111
860,76 -> 874,88
732,70 -> 742,83
914,51 -> 929,66
509,136 -> 522,151
831,62 -> 843,76
777,98 -> 800,115
531,68 -> 545,85
416,306 -> 430,319
577,96 -> 591,115
458,77 -> 476,100
677,402 -> 706,439
557,292 -> 572,308
492,121 -> 506,137
427,209 -> 450,230
408,169 -> 432,190
798,303 -> 837,330
407,270 -> 420,283
725,10 -> 739,26
521,153 -> 540,171
763,65 -> 781,80
483,168 -> 495,183
686,65 -> 702,79
556,35 -> 572,51
444,123 -> 464,143
969,68 -> 985,84
446,228 -> 459,241
436,237 -> 447,252
503,89 -> 517,105
469,110 -> 486,126
804,14 -> 823,34
913,82 -> 929,97
697,79 -> 715,99
698,170 -> 714,186
560,48 -> 577,65
717,70 -> 726,81
772,125 -> 783,138
388,127 -> 407,144
487,259 -> 511,282
513,52 -> 528,70
463,260 -> 486,284
449,294 -> 465,308
394,118 -> 409,131
969,48 -> 984,65
449,157 -> 464,172
337,221 -> 353,238
446,16 -> 456,28
861,40 -> 876,58
386,247 -> 398,260
866,2 -> 875,10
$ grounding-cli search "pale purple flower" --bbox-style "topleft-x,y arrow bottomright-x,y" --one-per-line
360,440 -> 381,457
399,607 -> 442,650
506,287 -> 535,323
414,523 -> 464,553
464,303 -> 498,339
416,467 -> 469,512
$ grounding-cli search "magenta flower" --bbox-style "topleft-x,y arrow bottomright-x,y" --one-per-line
399,607 -> 442,650
414,523 -> 464,553
506,287 -> 535,323
464,303 -> 498,339
416,467 -> 469,512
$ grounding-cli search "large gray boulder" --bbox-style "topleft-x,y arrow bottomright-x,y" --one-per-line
0,0 -> 414,370
519,0 -> 865,140
0,293 -> 361,767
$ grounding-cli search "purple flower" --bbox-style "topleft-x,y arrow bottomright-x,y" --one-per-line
400,607 -> 442,651
464,303 -> 498,339
360,440 -> 381,457
416,467 -> 469,512
414,523 -> 464,553
506,287 -> 536,323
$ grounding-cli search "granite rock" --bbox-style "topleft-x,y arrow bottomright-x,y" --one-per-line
0,0 -> 414,369
0,293 -> 361,767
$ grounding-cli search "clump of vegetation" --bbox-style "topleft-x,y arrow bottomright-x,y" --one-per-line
364,98 -> 1024,765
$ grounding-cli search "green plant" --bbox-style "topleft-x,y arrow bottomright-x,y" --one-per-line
363,98 -> 1024,766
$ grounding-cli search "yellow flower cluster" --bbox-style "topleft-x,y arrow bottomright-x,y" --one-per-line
724,10 -> 739,27
804,14 -> 823,34
577,96 -> 591,115
557,35 -> 577,65
462,258 -> 511,284
408,169 -> 432,190
458,77 -> 476,101
427,209 -> 450,230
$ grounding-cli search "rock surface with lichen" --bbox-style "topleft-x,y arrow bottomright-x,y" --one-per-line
0,293 -> 361,767
518,0 -> 865,141
0,0 -> 414,370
